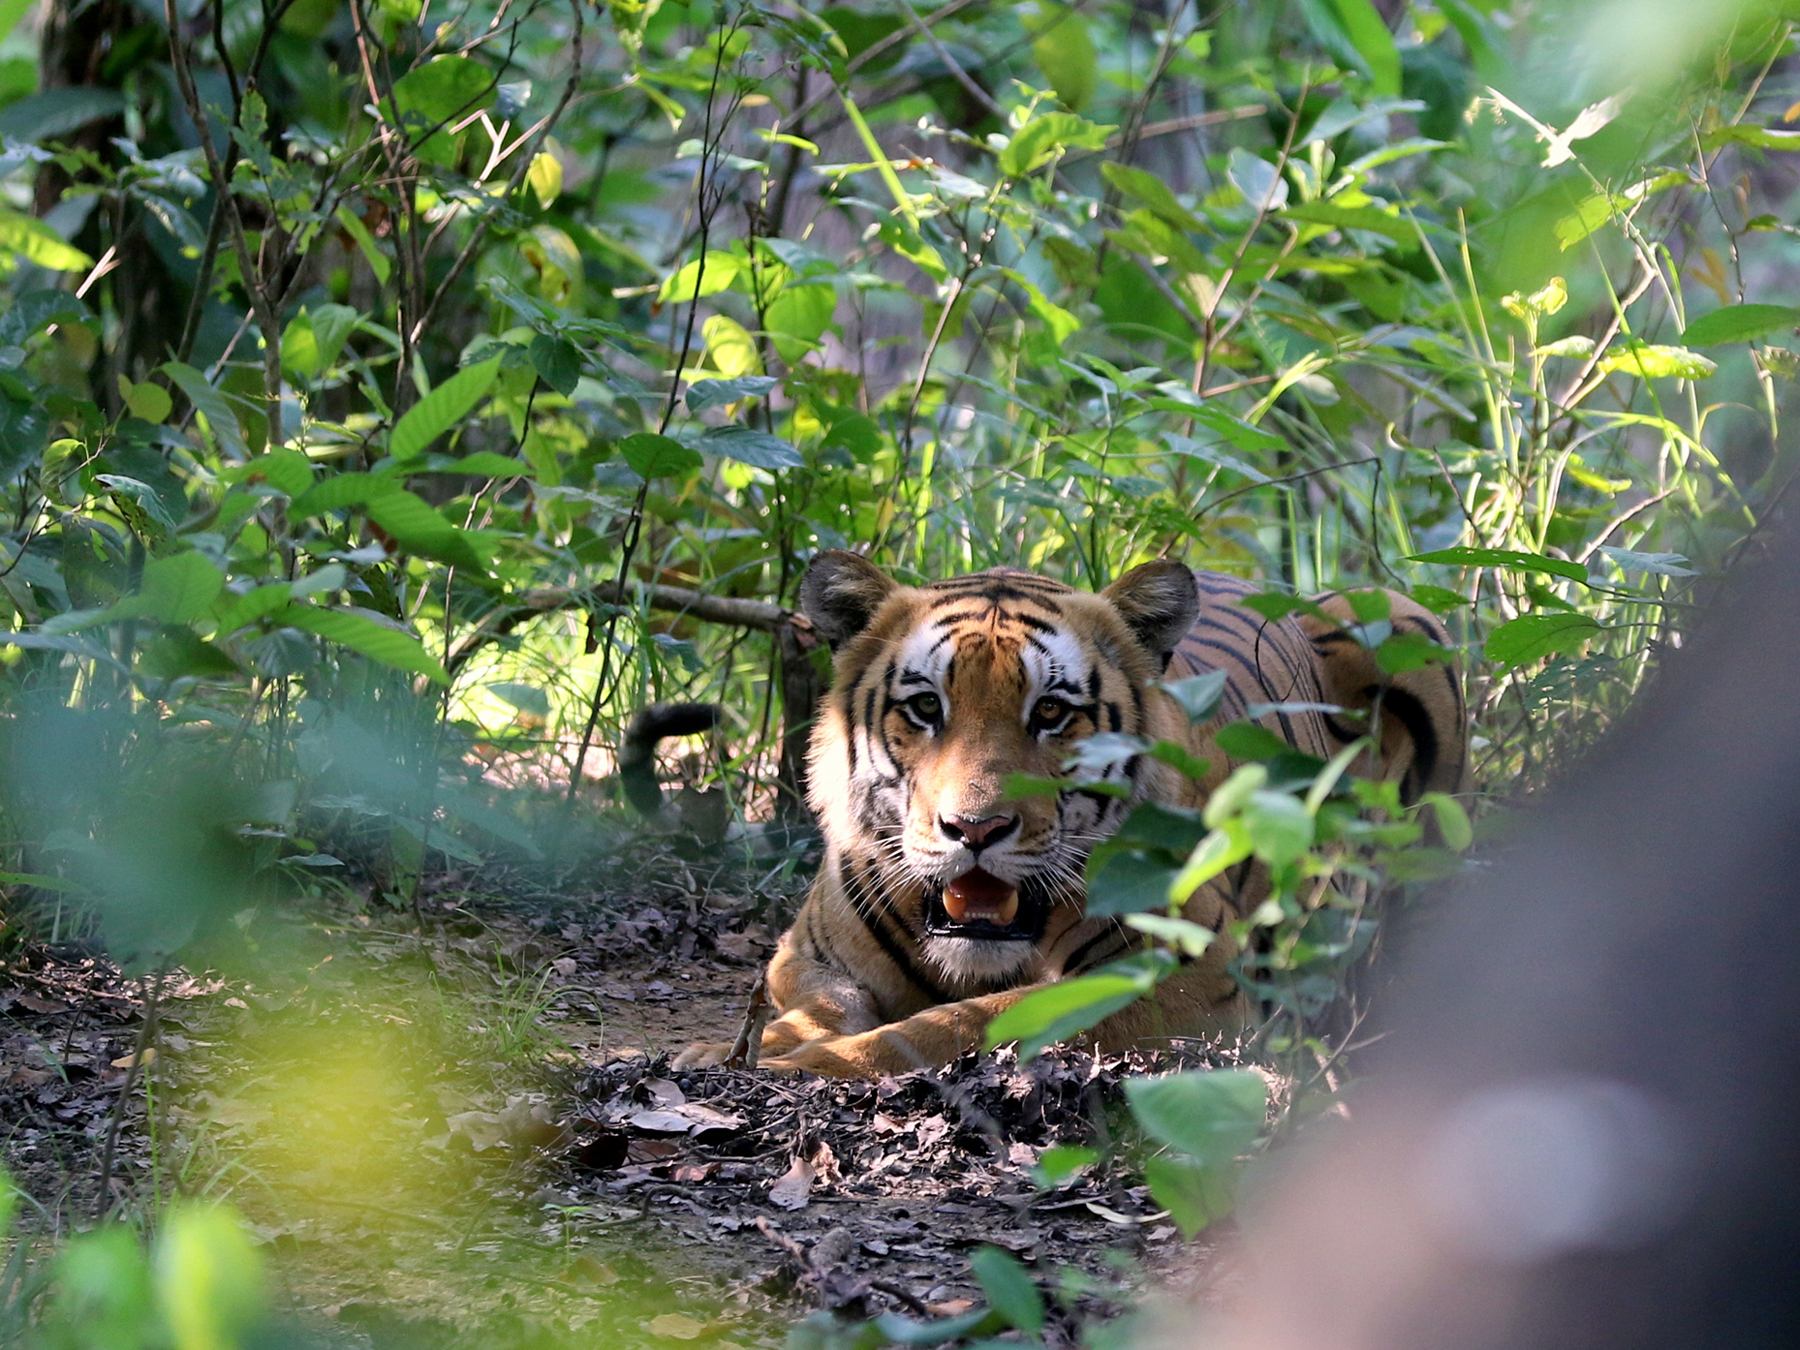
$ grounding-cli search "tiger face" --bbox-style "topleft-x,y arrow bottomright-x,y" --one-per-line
800,552 -> 1201,984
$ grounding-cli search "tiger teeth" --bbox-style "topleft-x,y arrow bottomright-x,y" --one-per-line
943,870 -> 1020,927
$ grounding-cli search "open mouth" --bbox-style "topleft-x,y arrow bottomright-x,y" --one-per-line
923,868 -> 1041,940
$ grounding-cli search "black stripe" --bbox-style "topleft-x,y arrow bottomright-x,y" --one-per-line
857,899 -> 952,1004
1377,685 -> 1440,803
1064,923 -> 1133,973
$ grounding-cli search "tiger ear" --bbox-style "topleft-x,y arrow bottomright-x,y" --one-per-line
800,550 -> 900,649
1102,560 -> 1199,668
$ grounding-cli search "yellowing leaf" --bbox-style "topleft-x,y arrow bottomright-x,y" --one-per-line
701,313 -> 761,379
527,150 -> 563,207
1596,341 -> 1716,380
0,207 -> 93,271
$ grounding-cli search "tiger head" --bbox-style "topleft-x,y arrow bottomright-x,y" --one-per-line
799,551 -> 1200,982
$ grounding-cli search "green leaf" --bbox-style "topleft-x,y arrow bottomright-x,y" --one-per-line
1100,163 -> 1203,233
334,205 -> 391,284
1241,790 -> 1313,866
1282,200 -> 1414,245
228,449 -> 313,497
391,55 -> 493,163
109,551 -> 225,624
1595,341 -> 1717,380
1124,1068 -> 1268,1167
687,376 -> 778,412
1699,124 -> 1800,152
620,432 -> 702,481
281,303 -> 360,379
998,111 -> 1111,178
213,582 -> 294,636
985,950 -> 1173,1059
968,1246 -> 1044,1334
1213,721 -> 1291,762
1328,0 -> 1402,95
1144,1154 -> 1238,1239
658,251 -> 748,303
1124,912 -> 1217,957
1086,849 -> 1181,917
1485,613 -> 1601,667
161,362 -> 248,460
278,603 -> 449,684
288,471 -> 403,517
1155,669 -> 1228,723
1596,546 -> 1698,578
1376,629 -> 1448,675
153,1205 -> 267,1350
1168,824 -> 1253,905
1409,584 -> 1471,614
1022,2 -> 1097,111
390,356 -> 501,460
1418,791 -> 1473,851
0,206 -> 91,271
528,333 -> 583,396
766,281 -> 837,364
527,150 -> 563,207
1238,591 -> 1331,623
1031,1145 -> 1097,1185
1680,303 -> 1800,347
0,85 -> 125,141
429,451 -> 531,478
1226,147 -> 1288,211
699,425 -> 805,470
365,491 -> 487,570
1410,546 -> 1588,582
122,380 -> 172,424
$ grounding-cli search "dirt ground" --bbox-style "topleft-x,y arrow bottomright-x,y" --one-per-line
0,843 -> 1238,1348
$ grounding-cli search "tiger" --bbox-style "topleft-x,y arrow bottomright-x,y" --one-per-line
675,550 -> 1467,1078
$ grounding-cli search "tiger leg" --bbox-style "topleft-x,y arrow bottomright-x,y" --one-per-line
672,929 -> 884,1069
759,988 -> 1035,1078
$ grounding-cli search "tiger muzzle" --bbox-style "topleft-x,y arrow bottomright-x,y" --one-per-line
923,867 -> 1045,940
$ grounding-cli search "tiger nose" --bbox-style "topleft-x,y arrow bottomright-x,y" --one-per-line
940,813 -> 1019,849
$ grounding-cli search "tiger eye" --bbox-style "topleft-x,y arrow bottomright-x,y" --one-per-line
1035,697 -> 1069,722
911,692 -> 942,719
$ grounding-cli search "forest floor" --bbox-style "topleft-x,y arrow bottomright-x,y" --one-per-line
0,837 -> 1239,1349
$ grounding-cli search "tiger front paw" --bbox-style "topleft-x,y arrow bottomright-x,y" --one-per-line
672,1040 -> 735,1069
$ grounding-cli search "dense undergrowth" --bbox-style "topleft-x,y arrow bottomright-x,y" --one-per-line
0,0 -> 1797,1343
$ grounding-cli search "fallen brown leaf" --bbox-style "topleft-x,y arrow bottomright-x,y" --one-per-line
647,1313 -> 705,1340
768,1155 -> 815,1211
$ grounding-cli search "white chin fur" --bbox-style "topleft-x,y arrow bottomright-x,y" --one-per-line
924,934 -> 1036,982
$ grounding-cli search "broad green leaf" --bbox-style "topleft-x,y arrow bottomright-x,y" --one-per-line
430,451 -> 531,478
766,281 -> 836,364
1410,546 -> 1587,582
1418,791 -> 1473,850
1169,825 -> 1252,904
1021,2 -> 1097,111
658,251 -> 747,303
229,449 -> 313,497
0,85 -> 126,141
1282,200 -> 1413,244
365,491 -> 486,570
278,604 -> 449,683
1485,613 -> 1601,667
998,111 -> 1111,178
1680,303 -> 1800,347
121,379 -> 172,424
153,1204 -> 267,1350
390,356 -> 501,460
1242,789 -> 1313,866
984,951 -> 1173,1059
281,303 -> 360,379
1376,630 -> 1448,674
528,333 -> 582,396
162,362 -> 248,460
1700,124 -> 1800,152
1156,668 -> 1228,723
699,425 -> 805,470
1126,1068 -> 1267,1166
391,55 -> 493,164
1086,850 -> 1181,917
687,376 -> 778,412
701,313 -> 762,378
1145,1153 -> 1237,1238
1203,764 -> 1268,828
1409,584 -> 1471,614
968,1246 -> 1043,1334
110,551 -> 225,624
288,471 -> 403,516
1328,0 -> 1401,95
1238,591 -> 1332,623
1124,912 -> 1216,957
1226,147 -> 1287,211
1212,721 -> 1291,762
1596,341 -> 1716,380
4,157 -> 111,228
1596,546 -> 1698,578
213,582 -> 294,636
620,432 -> 702,480
1100,163 -> 1204,232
